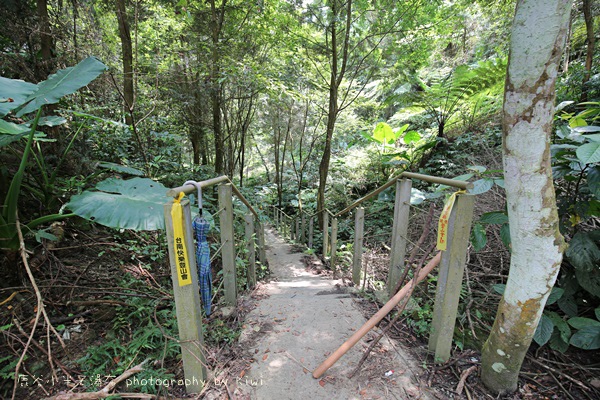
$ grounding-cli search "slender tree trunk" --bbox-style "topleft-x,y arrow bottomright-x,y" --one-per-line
116,0 -> 134,126
210,0 -> 226,174
480,0 -> 570,395
37,0 -> 54,79
581,0 -> 595,102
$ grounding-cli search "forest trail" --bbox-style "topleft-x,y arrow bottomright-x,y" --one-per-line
234,227 -> 434,399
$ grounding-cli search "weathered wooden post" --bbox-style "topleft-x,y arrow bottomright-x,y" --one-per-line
257,222 -> 267,267
290,218 -> 296,240
295,218 -> 300,242
245,213 -> 256,289
164,197 -> 206,392
300,212 -> 306,244
330,217 -> 338,277
387,179 -> 412,298
308,216 -> 314,249
428,193 -> 475,362
352,207 -> 365,286
322,212 -> 329,258
218,183 -> 237,306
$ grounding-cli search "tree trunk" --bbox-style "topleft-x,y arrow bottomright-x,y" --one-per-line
116,0 -> 134,126
480,0 -> 570,395
581,0 -> 595,102
210,0 -> 226,174
36,0 -> 54,79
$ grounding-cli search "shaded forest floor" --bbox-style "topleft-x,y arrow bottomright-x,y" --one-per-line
1,218 -> 598,399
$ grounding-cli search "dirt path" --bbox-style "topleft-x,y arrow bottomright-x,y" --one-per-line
234,227 -> 434,399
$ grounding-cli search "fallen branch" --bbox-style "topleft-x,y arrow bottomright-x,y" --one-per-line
455,365 -> 477,396
44,359 -> 149,400
312,252 -> 442,379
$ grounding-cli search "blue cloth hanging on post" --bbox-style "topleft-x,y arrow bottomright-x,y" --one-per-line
193,215 -> 212,316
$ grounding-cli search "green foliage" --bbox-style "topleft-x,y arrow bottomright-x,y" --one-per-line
66,177 -> 168,231
0,57 -> 106,251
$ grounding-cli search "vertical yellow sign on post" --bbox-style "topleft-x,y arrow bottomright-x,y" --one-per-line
437,190 -> 465,251
171,192 -> 192,287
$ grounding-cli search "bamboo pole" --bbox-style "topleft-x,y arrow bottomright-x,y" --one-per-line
312,252 -> 442,379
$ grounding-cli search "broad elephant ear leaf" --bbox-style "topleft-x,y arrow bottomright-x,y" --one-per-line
0,78 -> 37,117
16,56 -> 108,117
66,177 -> 168,230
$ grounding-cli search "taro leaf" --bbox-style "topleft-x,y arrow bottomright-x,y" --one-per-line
546,287 -> 564,305
569,326 -> 600,350
566,232 -> 600,271
35,116 -> 67,127
66,177 -> 167,231
97,162 -> 144,176
588,166 -> 600,199
0,77 -> 37,117
479,211 -> 508,225
470,178 -> 494,195
0,132 -> 27,147
576,142 -> 600,164
471,223 -> 487,251
410,188 -> 426,205
17,57 -> 107,117
372,122 -> 396,144
0,119 -> 29,135
533,314 -> 554,346
403,130 -> 420,145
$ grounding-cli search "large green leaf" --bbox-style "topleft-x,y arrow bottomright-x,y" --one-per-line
66,177 -> 168,231
566,232 -> 600,271
470,178 -> 494,194
372,122 -> 396,144
534,314 -> 554,346
0,77 -> 37,117
547,311 -> 571,344
576,267 -> 600,297
0,120 -> 29,135
568,317 -> 600,329
576,142 -> 600,164
569,326 -> 600,350
588,166 -> 600,199
403,130 -> 420,145
17,57 -> 107,116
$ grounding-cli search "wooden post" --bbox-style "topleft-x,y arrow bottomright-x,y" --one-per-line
164,199 -> 206,392
428,193 -> 475,362
322,212 -> 329,258
330,217 -> 338,277
387,179 -> 412,298
218,183 -> 237,306
300,212 -> 306,244
290,218 -> 296,240
308,217 -> 314,249
257,222 -> 267,267
353,207 -> 365,286
295,218 -> 300,241
245,213 -> 256,289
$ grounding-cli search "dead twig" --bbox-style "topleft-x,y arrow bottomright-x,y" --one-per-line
455,365 -> 477,396
527,356 -> 590,392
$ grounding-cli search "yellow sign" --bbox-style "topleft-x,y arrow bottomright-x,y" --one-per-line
437,190 -> 466,251
171,192 -> 192,287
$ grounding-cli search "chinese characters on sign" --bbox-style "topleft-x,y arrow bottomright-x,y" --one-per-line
171,193 -> 192,286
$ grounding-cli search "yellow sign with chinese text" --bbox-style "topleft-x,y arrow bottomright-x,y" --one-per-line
171,192 -> 192,287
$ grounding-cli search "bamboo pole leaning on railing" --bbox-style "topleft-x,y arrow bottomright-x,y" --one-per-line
312,251 -> 442,379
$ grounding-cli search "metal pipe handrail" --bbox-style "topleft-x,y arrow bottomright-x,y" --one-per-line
335,171 -> 474,217
167,175 -> 259,219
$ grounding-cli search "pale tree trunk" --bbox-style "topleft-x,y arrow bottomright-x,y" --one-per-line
481,0 -> 570,395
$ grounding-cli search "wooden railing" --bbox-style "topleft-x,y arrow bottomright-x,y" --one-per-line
164,175 -> 266,392
271,171 -> 476,363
